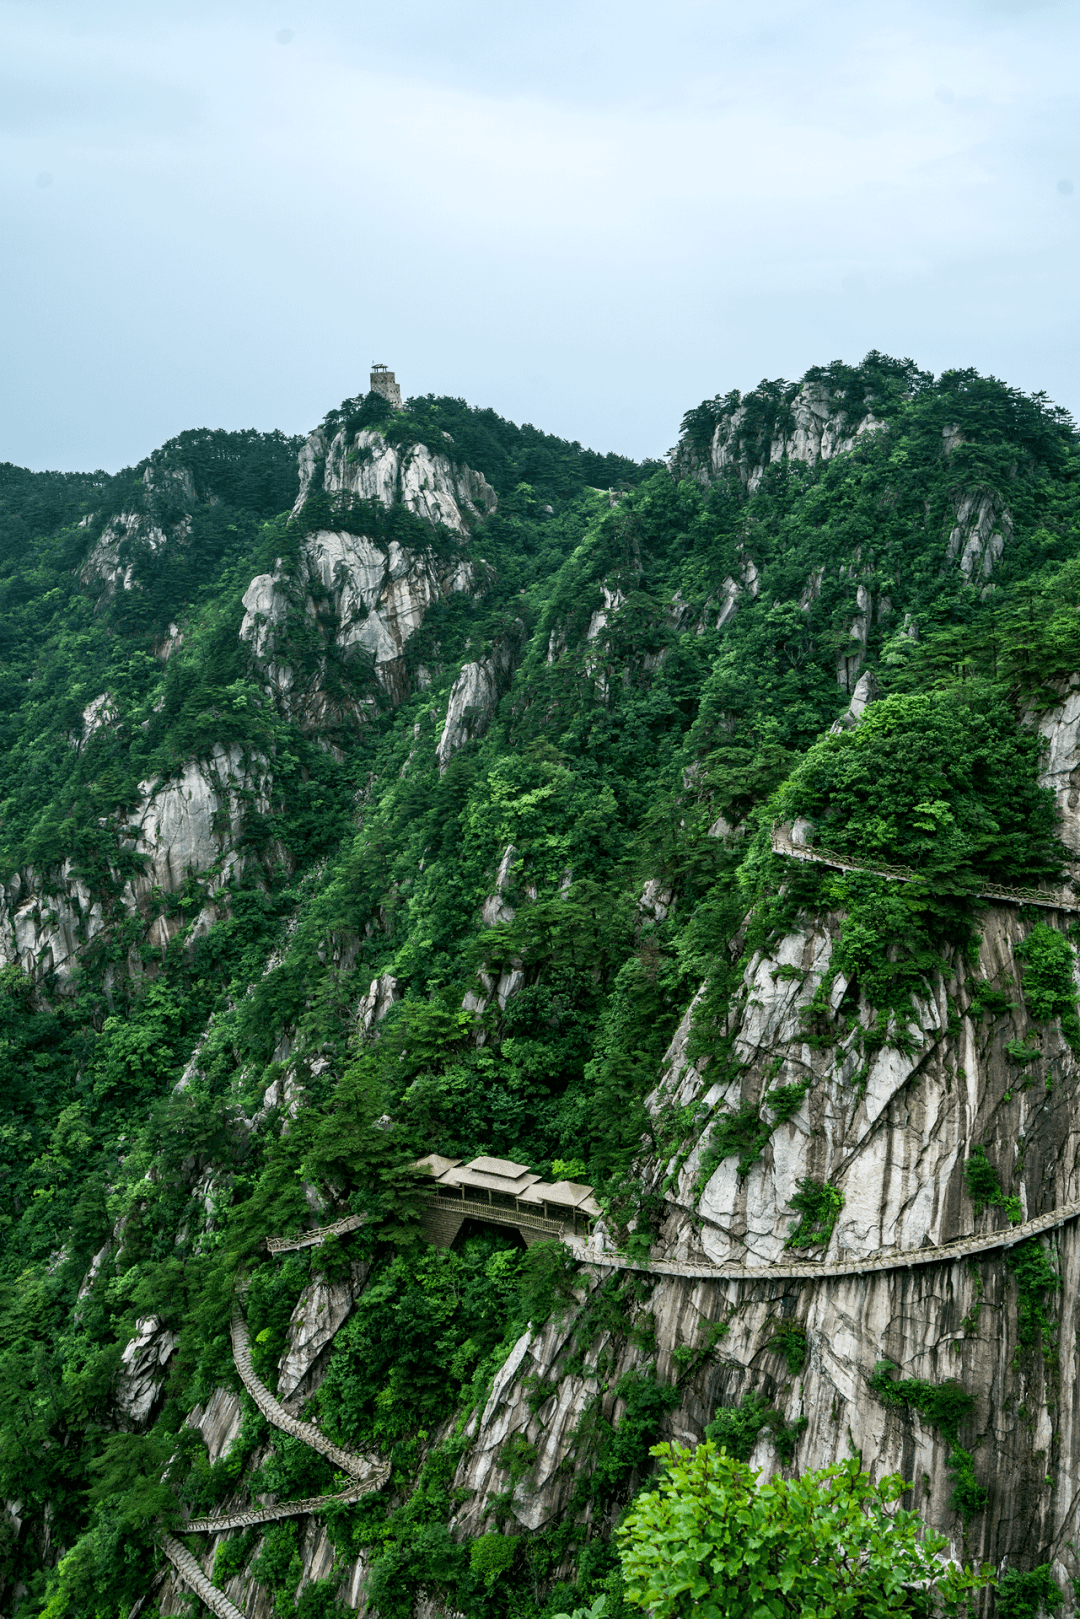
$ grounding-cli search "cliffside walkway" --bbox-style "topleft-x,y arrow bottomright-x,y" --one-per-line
164,1307 -> 388,1613
565,1190 -> 1080,1282
770,822 -> 1080,913
166,1178 -> 1080,1613
162,1534 -> 249,1619
187,1476 -> 376,1533
265,1212 -> 367,1254
230,1307 -> 388,1486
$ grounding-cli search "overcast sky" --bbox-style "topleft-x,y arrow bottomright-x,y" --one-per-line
2,0 -> 1077,472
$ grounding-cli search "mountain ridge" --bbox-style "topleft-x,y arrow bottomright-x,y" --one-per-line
1,356 -> 1079,1619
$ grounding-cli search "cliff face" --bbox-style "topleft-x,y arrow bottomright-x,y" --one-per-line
292,425 -> 497,536
671,375 -> 885,492
439,690 -> 1080,1583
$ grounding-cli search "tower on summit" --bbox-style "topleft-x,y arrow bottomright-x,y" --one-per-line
370,363 -> 402,410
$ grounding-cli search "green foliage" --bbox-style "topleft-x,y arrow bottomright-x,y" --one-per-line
868,1362 -> 987,1523
963,1146 -> 1022,1224
868,1362 -> 974,1447
4,357 -> 1080,1615
616,1444 -> 992,1619
785,1177 -> 844,1249
705,1391 -> 807,1464
775,687 -> 1066,887
765,1319 -> 809,1376
1005,1239 -> 1060,1358
996,1565 -> 1063,1619
1015,924 -> 1080,1052
469,1532 -> 519,1586
698,1103 -> 770,1181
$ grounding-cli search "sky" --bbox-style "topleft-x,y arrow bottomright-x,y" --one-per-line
2,0 -> 1078,471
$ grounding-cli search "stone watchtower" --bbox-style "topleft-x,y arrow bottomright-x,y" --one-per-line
370,363 -> 402,410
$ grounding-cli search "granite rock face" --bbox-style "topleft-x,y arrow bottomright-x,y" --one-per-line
292,426 -> 497,536
115,1316 -> 179,1426
673,377 -> 884,493
0,744 -> 271,986
239,529 -> 481,720
440,685 -> 1080,1585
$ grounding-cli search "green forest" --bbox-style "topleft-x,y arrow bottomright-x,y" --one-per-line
0,357 -> 1078,1619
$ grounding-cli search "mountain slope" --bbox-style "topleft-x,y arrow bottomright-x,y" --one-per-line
1,359 -> 1079,1619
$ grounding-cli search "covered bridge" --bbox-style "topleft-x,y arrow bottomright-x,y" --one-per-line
414,1154 -> 601,1248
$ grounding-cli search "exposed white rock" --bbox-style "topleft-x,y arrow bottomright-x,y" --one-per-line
436,629 -> 522,771
241,531 -> 480,716
830,666 -> 878,732
125,745 -> 269,898
292,426 -> 497,536
77,693 -> 118,748
1038,679 -> 1080,854
185,1387 -> 244,1466
80,511 -> 174,596
356,973 -> 401,1032
277,1274 -> 363,1402
480,845 -> 517,929
639,878 -> 673,923
450,891 -> 1080,1573
116,1316 -> 178,1425
0,745 -> 269,986
945,489 -> 1011,581
585,586 -> 626,643
836,584 -> 872,692
239,566 -> 290,660
677,377 -> 884,493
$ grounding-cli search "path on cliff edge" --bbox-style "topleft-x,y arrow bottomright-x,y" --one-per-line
565,1190 -> 1080,1280
163,1302 -> 388,1612
166,1182 -> 1080,1608
162,1534 -> 249,1619
229,1306 -> 388,1486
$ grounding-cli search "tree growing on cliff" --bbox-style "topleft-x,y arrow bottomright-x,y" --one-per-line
616,1444 -> 992,1619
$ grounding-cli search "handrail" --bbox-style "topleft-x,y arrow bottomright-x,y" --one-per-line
161,1533 -> 249,1619
265,1212 -> 367,1253
425,1192 -> 568,1238
187,1476 -> 375,1533
230,1307 -> 389,1487
565,1190 -> 1080,1281
770,824 -> 1080,913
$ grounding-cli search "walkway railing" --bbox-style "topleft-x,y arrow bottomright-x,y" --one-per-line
265,1212 -> 367,1253
426,1193 -> 568,1239
187,1476 -> 375,1533
162,1533 -> 249,1619
565,1190 -> 1080,1281
229,1308 -> 388,1486
770,823 -> 1080,913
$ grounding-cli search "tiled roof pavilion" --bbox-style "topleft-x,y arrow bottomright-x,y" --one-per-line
414,1153 -> 602,1248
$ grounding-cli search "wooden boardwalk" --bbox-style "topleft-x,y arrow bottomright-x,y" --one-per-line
565,1191 -> 1080,1281
265,1212 -> 367,1254
162,1533 -> 249,1619
770,822 -> 1080,913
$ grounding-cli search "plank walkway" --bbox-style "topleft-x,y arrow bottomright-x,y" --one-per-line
230,1307 -> 388,1486
187,1476 -> 377,1533
168,1138 -> 1080,1617
265,1212 -> 367,1254
770,823 -> 1080,913
162,1533 -> 249,1619
565,1191 -> 1080,1282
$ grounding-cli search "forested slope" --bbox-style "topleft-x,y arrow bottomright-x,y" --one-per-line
1,358 -> 1079,1619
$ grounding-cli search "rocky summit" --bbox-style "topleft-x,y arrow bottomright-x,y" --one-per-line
2,354 -> 1080,1618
